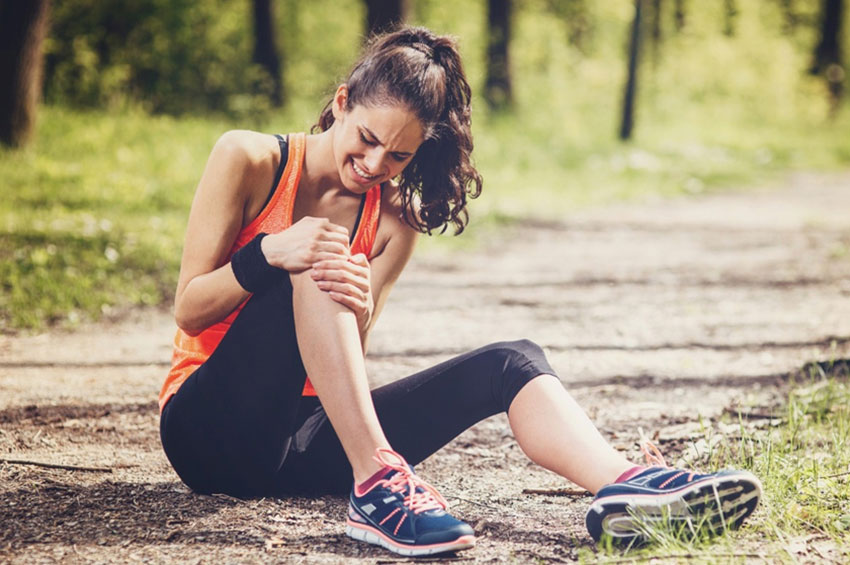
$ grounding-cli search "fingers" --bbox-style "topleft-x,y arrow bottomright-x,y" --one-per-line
311,240 -> 350,258
349,253 -> 369,267
314,280 -> 367,302
326,290 -> 367,315
311,258 -> 369,278
311,265 -> 369,294
311,253 -> 372,315
302,216 -> 350,243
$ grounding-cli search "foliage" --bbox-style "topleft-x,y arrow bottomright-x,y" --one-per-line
3,0 -> 850,329
43,0 -> 276,118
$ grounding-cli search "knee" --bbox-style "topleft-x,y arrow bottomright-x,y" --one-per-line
507,339 -> 546,360
482,339 -> 553,410
486,339 -> 547,371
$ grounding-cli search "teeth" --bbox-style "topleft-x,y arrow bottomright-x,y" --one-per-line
352,161 -> 376,180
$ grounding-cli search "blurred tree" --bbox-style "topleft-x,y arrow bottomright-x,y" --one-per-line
544,0 -> 591,53
778,0 -> 797,33
647,0 -> 662,63
0,0 -> 50,147
674,0 -> 685,31
724,0 -> 738,36
620,0 -> 643,140
43,0 -> 276,117
811,0 -> 844,111
365,0 -> 409,35
252,0 -> 283,106
650,0 -> 662,43
485,0 -> 513,110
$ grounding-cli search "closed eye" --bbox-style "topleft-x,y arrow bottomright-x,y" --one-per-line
359,132 -> 377,146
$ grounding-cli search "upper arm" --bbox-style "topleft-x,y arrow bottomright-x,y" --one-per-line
367,215 -> 419,329
175,131 -> 269,302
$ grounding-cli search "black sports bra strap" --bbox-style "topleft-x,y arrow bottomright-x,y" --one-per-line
260,134 -> 290,212
350,192 -> 368,245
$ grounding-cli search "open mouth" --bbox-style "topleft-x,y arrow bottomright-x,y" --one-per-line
351,160 -> 379,183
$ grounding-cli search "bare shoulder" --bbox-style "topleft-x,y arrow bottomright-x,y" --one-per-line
201,130 -> 282,220
212,129 -> 280,171
374,180 -> 420,258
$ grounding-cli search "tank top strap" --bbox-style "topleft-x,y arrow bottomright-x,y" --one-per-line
351,184 -> 382,258
263,132 -> 306,233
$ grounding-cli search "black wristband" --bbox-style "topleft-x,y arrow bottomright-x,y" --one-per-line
230,233 -> 282,293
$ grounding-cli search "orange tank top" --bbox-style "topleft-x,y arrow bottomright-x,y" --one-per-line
159,132 -> 382,412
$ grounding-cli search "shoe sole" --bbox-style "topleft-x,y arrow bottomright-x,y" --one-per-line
345,520 -> 476,557
585,471 -> 762,546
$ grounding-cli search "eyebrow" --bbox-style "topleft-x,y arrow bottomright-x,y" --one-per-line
361,125 -> 415,157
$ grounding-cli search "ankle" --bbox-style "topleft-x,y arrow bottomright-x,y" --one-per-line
351,445 -> 394,485
354,465 -> 391,496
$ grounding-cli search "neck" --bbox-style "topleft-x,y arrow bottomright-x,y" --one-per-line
303,128 -> 345,199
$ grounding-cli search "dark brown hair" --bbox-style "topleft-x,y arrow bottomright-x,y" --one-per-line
313,27 -> 482,234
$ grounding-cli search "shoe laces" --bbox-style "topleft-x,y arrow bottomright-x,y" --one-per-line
638,427 -> 695,483
374,448 -> 447,514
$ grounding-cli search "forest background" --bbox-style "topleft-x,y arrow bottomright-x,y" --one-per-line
0,0 -> 848,331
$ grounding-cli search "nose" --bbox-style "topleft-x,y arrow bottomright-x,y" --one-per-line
363,148 -> 387,174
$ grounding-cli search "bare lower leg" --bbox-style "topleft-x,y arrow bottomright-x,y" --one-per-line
507,375 -> 635,494
291,272 -> 390,483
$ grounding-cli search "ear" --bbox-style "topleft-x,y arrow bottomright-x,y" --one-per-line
331,84 -> 349,121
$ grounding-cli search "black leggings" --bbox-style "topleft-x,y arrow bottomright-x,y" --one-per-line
159,276 -> 555,497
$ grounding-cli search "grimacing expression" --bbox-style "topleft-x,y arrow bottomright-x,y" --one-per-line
331,90 -> 425,193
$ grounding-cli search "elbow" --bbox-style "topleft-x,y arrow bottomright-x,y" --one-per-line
175,313 -> 203,337
174,301 -> 205,336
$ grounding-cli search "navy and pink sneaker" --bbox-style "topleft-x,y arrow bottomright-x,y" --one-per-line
346,449 -> 476,556
585,443 -> 762,546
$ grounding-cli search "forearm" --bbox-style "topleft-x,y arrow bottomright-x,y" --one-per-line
174,263 -> 251,334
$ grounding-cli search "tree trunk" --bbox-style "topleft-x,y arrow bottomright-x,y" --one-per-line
811,0 -> 843,73
0,0 -> 50,147
364,0 -> 409,36
723,0 -> 737,37
650,0 -> 662,44
620,0 -> 642,141
811,0 -> 844,111
485,0 -> 513,110
647,0 -> 662,63
673,0 -> 685,32
252,0 -> 283,106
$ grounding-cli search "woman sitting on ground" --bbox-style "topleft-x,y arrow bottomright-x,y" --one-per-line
158,26 -> 761,556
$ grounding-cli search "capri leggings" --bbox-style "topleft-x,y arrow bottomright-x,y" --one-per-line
159,275 -> 555,498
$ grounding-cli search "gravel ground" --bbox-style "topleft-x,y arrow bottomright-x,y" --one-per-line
1,171 -> 849,563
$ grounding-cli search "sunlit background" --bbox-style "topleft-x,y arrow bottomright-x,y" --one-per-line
1,0 -> 848,330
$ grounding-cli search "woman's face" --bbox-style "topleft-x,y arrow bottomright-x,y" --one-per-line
331,86 -> 424,193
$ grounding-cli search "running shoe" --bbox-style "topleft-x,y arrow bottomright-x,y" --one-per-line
346,448 -> 476,556
585,442 -> 762,546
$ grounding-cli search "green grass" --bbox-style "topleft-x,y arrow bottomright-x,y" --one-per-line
580,360 -> 850,563
2,100 -> 850,331
4,0 -> 850,330
0,108 -> 231,330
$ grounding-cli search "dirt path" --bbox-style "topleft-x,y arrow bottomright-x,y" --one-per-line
2,172 -> 849,563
